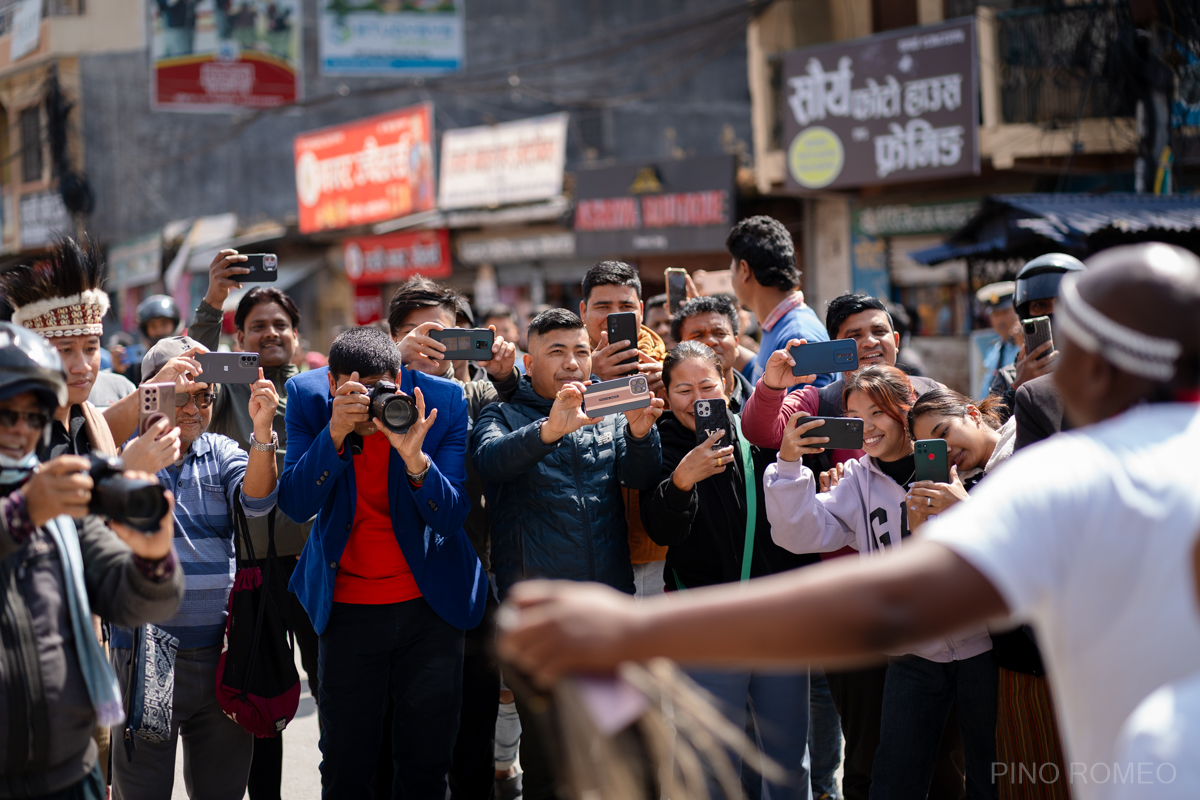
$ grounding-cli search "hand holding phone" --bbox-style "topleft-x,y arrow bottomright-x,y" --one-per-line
196,352 -> 260,384
239,254 -> 278,283
794,416 -> 864,450
582,375 -> 652,417
606,313 -> 640,367
693,398 -> 730,449
666,268 -> 688,314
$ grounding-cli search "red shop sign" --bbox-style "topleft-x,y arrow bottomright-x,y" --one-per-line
342,229 -> 452,285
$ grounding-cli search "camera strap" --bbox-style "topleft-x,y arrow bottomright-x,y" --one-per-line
732,415 -> 757,584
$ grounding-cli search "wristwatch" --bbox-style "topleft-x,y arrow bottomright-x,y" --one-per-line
250,431 -> 279,452
407,453 -> 432,484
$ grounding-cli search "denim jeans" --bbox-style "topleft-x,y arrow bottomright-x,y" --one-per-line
689,669 -> 814,800
318,599 -> 465,800
809,669 -> 843,799
870,653 -> 998,800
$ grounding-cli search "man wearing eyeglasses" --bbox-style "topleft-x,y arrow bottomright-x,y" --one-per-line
109,336 -> 281,800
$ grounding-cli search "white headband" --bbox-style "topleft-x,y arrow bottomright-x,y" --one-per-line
1056,275 -> 1182,382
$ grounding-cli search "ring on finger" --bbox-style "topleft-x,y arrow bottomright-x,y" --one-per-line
927,496 -> 932,507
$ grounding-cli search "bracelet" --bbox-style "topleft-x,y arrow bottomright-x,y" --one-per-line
250,431 -> 279,452
406,453 -> 432,485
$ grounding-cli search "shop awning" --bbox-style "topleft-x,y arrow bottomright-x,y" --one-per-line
908,193 -> 1200,265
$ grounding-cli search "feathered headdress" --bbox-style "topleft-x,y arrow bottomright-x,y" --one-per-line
1,236 -> 110,338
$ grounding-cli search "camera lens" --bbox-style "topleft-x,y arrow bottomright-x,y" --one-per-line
381,396 -> 417,431
87,455 -> 170,534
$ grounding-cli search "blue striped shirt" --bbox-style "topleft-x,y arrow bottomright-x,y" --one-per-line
112,433 -> 277,649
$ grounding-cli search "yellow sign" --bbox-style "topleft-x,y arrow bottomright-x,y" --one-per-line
788,127 -> 844,189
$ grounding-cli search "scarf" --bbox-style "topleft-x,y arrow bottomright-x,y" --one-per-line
45,516 -> 125,727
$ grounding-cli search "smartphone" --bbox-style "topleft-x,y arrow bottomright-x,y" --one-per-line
138,382 -> 176,438
240,254 -> 278,283
794,416 -> 865,450
914,439 -> 950,484
694,398 -> 731,449
428,328 -> 495,361
790,340 -> 859,377
606,312 -> 639,366
1022,316 -> 1054,359
196,352 -> 259,384
666,268 -> 688,314
583,375 -> 652,417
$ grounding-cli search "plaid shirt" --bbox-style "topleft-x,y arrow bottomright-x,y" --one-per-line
112,433 -> 277,649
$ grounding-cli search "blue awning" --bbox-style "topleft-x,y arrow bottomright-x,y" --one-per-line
907,193 -> 1200,265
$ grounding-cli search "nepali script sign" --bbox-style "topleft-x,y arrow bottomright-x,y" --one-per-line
781,18 -> 978,191
293,103 -> 436,234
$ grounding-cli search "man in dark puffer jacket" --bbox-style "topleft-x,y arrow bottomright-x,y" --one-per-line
470,308 -> 662,800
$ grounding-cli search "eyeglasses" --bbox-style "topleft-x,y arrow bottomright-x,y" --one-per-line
0,409 -> 49,430
175,391 -> 215,410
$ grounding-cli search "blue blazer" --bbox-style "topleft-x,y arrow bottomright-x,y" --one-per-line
282,366 -> 485,635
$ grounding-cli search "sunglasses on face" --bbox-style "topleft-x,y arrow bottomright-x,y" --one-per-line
0,409 -> 50,430
175,391 -> 215,410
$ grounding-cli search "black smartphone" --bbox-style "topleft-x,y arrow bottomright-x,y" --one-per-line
914,439 -> 950,484
694,398 -> 731,449
240,254 -> 278,283
666,268 -> 688,314
196,352 -> 260,384
794,416 -> 864,450
606,312 -> 639,366
1022,316 -> 1054,359
428,328 -> 495,361
790,340 -> 859,377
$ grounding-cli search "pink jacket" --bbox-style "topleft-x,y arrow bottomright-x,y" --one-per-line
763,455 -> 992,663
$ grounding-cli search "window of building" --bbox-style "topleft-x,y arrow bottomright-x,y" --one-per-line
20,107 -> 42,184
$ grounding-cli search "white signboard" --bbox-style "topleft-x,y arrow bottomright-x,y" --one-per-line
438,113 -> 568,210
9,0 -> 42,62
19,191 -> 70,249
320,0 -> 463,76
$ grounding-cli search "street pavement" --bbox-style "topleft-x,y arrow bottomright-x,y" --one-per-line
169,646 -> 322,799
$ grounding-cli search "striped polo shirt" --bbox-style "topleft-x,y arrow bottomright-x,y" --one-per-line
112,432 -> 277,650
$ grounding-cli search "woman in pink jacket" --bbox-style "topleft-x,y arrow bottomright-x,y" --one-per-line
764,365 -> 999,800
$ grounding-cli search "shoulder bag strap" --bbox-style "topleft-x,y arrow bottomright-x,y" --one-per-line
731,415 -> 757,583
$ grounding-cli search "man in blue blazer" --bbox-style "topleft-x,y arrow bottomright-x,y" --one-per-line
281,326 -> 484,799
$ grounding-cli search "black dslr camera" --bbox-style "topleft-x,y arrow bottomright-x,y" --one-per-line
367,381 -> 418,434
87,454 -> 170,534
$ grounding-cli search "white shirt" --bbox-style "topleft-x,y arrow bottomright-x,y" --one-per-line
923,403 -> 1200,800
1109,672 -> 1200,800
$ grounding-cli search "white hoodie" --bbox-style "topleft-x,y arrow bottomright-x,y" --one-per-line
764,454 -> 992,663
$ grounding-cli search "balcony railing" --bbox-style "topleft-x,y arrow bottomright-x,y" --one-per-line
995,4 -> 1136,125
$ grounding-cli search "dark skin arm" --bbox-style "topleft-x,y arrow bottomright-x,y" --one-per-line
498,540 -> 1007,685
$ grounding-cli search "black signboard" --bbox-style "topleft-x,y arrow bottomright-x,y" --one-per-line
573,154 -> 735,257
781,18 -> 979,191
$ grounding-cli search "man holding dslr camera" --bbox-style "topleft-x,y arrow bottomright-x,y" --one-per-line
281,326 -> 485,799
0,322 -> 183,799
109,335 -> 281,800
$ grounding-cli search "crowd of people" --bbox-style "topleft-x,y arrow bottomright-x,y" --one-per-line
0,215 -> 1197,800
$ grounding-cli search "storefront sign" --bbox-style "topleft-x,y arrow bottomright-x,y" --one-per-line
319,0 -> 463,76
19,191 -> 70,249
782,18 -> 978,191
294,103 -> 435,234
573,154 -> 735,257
857,200 -> 979,237
354,283 -> 383,325
438,113 -> 568,210
342,228 -> 450,285
151,0 -> 302,112
109,232 -> 164,290
457,232 -> 574,264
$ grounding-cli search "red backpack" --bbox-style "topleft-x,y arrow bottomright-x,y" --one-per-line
215,504 -> 301,737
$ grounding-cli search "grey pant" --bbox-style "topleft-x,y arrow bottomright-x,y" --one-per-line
111,643 -> 253,800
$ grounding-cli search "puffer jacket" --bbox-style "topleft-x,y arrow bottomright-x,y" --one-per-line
764,453 -> 992,663
471,376 -> 662,598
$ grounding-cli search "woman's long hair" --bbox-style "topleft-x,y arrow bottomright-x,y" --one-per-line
908,387 -> 1006,436
841,365 -> 915,430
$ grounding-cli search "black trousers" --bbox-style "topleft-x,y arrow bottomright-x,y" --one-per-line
244,556 -> 321,800
826,664 -> 966,800
449,589 -> 501,800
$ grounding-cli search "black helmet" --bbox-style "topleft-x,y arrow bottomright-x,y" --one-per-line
1013,253 -> 1085,319
136,295 -> 181,338
0,322 -> 68,413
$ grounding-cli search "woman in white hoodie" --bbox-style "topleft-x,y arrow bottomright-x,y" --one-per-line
907,388 -> 1067,800
764,365 -> 998,800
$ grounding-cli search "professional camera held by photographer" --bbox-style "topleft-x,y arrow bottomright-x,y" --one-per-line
0,322 -> 183,799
